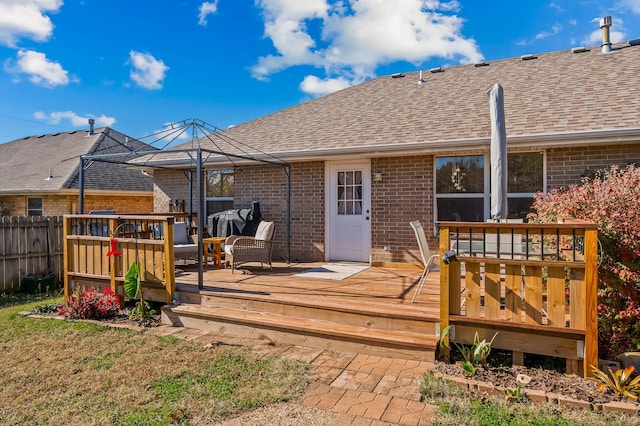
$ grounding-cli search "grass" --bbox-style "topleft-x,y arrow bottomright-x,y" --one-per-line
420,373 -> 640,426
0,296 -> 308,425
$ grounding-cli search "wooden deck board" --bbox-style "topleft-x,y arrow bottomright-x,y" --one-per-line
158,262 -> 442,360
173,262 -> 441,312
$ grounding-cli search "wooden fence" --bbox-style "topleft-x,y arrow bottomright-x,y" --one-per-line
0,216 -> 64,293
439,221 -> 598,378
63,215 -> 177,306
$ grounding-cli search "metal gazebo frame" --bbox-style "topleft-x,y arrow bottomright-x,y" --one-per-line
76,118 -> 291,290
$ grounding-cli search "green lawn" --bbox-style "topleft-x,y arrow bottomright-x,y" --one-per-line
0,296 -> 307,425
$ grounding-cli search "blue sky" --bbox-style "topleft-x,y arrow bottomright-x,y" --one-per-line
1,0 -> 639,145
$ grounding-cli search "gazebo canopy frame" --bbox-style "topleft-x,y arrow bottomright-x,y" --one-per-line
77,118 -> 291,289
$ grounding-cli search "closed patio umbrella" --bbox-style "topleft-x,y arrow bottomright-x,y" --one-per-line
487,83 -> 508,221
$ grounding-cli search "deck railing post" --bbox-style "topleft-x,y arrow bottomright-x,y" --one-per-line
164,218 -> 176,304
439,226 -> 451,360
63,216 -> 71,306
583,227 -> 599,378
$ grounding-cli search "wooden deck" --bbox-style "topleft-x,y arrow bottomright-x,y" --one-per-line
156,262 -> 441,361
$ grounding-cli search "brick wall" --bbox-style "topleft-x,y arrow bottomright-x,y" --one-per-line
0,194 -> 152,215
234,162 -> 325,262
547,143 -> 640,189
153,169 -> 197,213
371,155 -> 434,265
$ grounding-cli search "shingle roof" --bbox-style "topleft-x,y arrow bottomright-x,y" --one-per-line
141,42 -> 640,167
0,127 -> 155,194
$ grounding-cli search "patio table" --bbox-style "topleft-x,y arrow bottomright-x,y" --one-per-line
203,237 -> 226,268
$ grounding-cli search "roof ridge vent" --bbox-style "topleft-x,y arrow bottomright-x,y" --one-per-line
391,72 -> 404,78
430,66 -> 444,73
474,61 -> 489,67
571,46 -> 589,53
629,38 -> 640,46
520,54 -> 537,61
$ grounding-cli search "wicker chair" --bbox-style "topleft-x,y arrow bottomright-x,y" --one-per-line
224,221 -> 275,273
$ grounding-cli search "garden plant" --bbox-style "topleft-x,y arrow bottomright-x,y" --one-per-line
528,164 -> 640,358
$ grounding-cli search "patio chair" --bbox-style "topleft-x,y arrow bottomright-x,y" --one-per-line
224,221 -> 275,273
410,220 -> 440,303
172,221 -> 199,263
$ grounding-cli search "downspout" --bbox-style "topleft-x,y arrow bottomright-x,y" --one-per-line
285,165 -> 291,263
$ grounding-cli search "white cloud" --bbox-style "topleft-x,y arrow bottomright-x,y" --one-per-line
252,0 -> 482,96
0,0 -> 62,47
617,0 -> 640,14
4,49 -> 72,88
34,111 -> 116,127
128,51 -> 169,90
299,75 -> 351,96
198,1 -> 219,26
147,123 -> 192,148
535,24 -> 562,40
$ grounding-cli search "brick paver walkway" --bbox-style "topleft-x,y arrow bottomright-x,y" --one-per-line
147,325 -> 437,425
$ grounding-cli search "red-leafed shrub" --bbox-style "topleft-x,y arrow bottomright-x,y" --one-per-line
528,164 -> 640,359
61,286 -> 119,320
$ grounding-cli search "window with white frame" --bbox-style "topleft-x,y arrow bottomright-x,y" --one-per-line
27,197 -> 43,216
205,169 -> 234,216
435,152 -> 544,224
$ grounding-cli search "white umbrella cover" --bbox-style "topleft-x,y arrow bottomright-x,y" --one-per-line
487,83 -> 508,221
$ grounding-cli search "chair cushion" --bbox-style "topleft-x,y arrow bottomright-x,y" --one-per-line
254,221 -> 274,241
173,222 -> 190,244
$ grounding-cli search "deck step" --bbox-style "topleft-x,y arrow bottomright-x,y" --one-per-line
162,303 -> 438,361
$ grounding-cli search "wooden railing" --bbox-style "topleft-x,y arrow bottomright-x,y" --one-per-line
63,215 -> 177,307
439,221 -> 598,378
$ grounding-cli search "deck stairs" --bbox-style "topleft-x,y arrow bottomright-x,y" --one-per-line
161,283 -> 440,362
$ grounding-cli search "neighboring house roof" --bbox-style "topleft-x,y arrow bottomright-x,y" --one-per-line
0,127 -> 156,194
138,41 -> 640,167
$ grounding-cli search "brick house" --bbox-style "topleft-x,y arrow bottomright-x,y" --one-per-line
148,41 -> 640,266
0,126 -> 155,216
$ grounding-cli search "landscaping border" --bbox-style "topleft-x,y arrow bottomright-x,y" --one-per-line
431,371 -> 639,415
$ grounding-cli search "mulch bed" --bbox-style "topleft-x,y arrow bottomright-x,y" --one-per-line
432,359 -> 640,407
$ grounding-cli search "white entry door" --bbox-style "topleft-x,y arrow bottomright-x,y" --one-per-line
326,161 -> 371,262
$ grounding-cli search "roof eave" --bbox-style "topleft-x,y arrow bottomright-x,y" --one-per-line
137,127 -> 640,167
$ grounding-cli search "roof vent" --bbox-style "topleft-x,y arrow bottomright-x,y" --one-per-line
474,61 -> 489,67
629,38 -> 640,46
391,72 -> 404,78
45,167 -> 53,181
520,54 -> 537,61
430,67 -> 443,73
68,130 -> 77,134
571,46 -> 588,53
418,70 -> 425,85
600,16 -> 612,53
37,134 -> 45,138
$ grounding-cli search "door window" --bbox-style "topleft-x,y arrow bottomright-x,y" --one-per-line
337,170 -> 363,215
